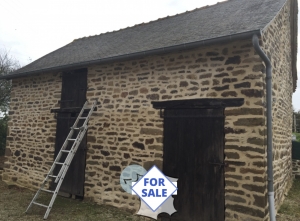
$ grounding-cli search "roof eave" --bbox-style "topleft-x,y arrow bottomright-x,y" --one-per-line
0,30 -> 262,80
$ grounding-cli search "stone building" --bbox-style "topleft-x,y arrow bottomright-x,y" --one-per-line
0,0 -> 298,220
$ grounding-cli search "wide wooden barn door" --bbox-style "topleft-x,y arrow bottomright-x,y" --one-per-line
52,68 -> 87,197
160,108 -> 225,221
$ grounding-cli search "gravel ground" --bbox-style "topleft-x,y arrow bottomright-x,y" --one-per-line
0,180 -> 148,221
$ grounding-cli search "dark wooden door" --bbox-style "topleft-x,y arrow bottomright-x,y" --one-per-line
160,108 -> 225,221
53,68 -> 87,197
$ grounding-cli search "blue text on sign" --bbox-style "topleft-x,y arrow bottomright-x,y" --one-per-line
141,178 -> 167,197
144,178 -> 165,186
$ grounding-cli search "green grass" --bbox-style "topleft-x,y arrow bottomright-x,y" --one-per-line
278,179 -> 300,220
293,133 -> 300,142
1,178 -> 299,221
0,180 -> 149,221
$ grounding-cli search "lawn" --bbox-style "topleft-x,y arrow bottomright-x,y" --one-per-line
0,179 -> 148,221
277,178 -> 300,220
0,177 -> 299,220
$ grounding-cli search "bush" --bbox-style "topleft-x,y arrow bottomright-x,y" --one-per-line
0,115 -> 8,156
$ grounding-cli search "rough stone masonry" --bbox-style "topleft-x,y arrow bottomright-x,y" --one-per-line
293,160 -> 300,179
2,1 -> 295,221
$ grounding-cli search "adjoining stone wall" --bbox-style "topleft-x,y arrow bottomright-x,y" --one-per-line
261,0 -> 294,214
84,39 -> 269,220
292,160 -> 300,178
2,73 -> 61,189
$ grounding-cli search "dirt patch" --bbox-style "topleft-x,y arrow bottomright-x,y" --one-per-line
0,179 -> 151,221
277,178 -> 300,221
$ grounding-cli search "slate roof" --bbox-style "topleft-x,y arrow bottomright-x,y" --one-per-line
5,0 -> 290,78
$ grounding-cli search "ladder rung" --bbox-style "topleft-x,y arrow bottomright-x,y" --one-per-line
41,189 -> 54,194
48,175 -> 57,178
33,202 -> 48,208
78,117 -> 87,119
61,150 -> 70,153
55,162 -> 64,165
70,127 -> 84,130
73,127 -> 85,131
68,139 -> 76,141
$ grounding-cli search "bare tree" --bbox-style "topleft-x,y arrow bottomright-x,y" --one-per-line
0,49 -> 20,113
0,49 -> 20,155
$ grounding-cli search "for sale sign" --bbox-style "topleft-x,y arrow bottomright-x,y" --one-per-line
131,165 -> 177,212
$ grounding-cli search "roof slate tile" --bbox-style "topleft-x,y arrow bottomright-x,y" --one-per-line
10,0 -> 287,76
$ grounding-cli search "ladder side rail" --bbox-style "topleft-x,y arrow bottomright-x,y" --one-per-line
54,139 -> 78,183
54,102 -> 89,154
25,182 -> 46,213
65,129 -> 87,163
26,101 -> 97,220
30,130 -> 79,213
61,100 -> 96,174
46,143 -> 69,177
58,100 -> 96,176
57,126 -> 88,182
70,100 -> 88,129
44,127 -> 88,219
54,128 -> 86,183
51,100 -> 89,179
46,128 -> 74,176
57,100 -> 95,177
54,139 -> 81,183
47,105 -> 86,176
41,124 -> 78,183
80,101 -> 96,129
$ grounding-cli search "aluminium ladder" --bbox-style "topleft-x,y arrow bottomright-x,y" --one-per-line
25,100 -> 96,219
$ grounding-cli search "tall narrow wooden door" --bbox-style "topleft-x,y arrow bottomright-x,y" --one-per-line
53,68 -> 87,197
162,108 -> 225,221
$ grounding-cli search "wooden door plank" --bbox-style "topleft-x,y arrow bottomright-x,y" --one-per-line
162,108 -> 225,221
54,69 -> 87,197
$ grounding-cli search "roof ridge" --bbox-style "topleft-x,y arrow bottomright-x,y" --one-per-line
72,0 -> 229,42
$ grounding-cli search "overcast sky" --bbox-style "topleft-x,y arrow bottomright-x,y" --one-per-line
1,0 -> 300,110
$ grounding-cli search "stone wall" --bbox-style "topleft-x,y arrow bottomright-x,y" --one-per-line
3,41 -> 268,220
261,0 -> 294,214
292,160 -> 300,178
84,38 -> 269,221
2,2 -> 295,220
2,73 -> 61,189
